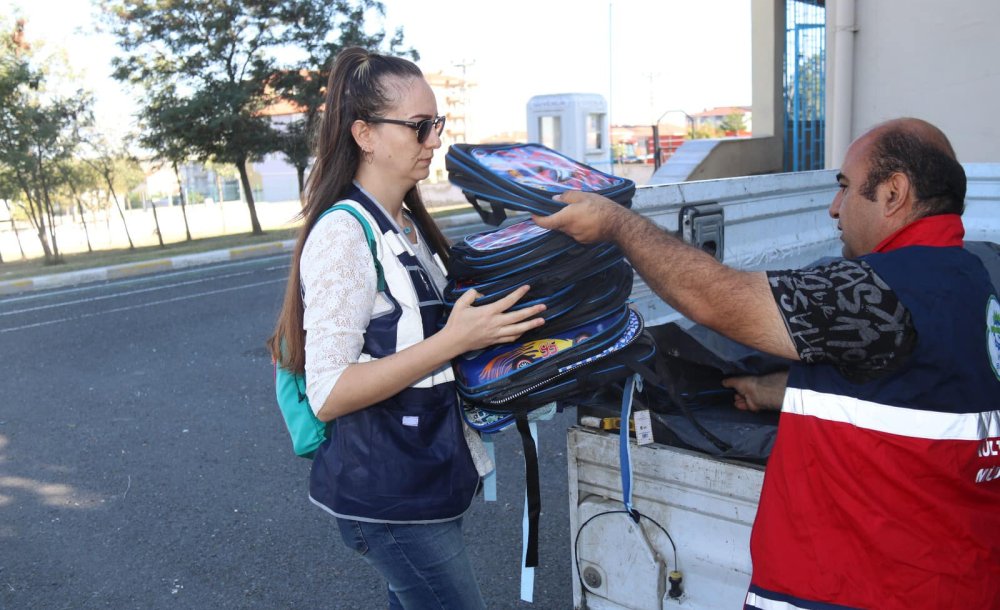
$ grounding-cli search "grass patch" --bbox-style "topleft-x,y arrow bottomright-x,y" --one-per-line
0,206 -> 474,284
0,229 -> 299,282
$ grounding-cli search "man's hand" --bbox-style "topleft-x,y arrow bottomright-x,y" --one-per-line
721,370 -> 790,412
531,191 -> 631,244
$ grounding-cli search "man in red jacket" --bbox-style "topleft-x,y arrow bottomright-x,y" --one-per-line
535,118 -> 1000,610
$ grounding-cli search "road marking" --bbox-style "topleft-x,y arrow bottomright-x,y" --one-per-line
1,278 -> 285,334
0,264 -> 289,316
0,255 -> 289,305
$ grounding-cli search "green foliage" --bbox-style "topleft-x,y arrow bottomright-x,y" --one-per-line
692,124 -> 720,139
266,0 -> 416,195
102,0 -> 410,231
0,17 -> 94,263
786,52 -> 824,120
719,111 -> 747,135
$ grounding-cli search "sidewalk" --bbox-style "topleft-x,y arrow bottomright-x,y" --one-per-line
0,209 -> 483,296
0,239 -> 296,296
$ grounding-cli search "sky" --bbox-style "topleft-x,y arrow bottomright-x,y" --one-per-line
3,0 -> 752,139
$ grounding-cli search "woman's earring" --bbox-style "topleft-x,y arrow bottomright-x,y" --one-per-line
363,149 -> 374,165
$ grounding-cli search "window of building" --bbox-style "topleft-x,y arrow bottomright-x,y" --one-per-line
586,113 -> 604,151
539,116 -> 561,150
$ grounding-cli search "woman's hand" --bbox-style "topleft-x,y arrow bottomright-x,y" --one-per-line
440,284 -> 546,355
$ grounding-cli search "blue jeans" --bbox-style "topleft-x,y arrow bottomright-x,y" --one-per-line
336,517 -> 486,610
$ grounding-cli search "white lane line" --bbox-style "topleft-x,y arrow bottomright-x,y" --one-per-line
1,278 -> 285,334
0,256 -> 290,305
1,266 -> 289,317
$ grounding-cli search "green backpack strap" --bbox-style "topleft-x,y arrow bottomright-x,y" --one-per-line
320,203 -> 386,291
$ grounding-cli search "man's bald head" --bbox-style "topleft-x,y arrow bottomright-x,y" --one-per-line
860,117 -> 966,217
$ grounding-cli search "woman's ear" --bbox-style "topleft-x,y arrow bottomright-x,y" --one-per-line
351,119 -> 371,152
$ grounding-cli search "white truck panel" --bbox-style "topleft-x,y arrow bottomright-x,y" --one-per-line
569,428 -> 763,610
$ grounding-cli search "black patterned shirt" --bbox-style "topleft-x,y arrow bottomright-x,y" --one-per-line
767,259 -> 916,383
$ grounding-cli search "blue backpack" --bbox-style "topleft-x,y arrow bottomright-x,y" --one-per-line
274,204 -> 385,458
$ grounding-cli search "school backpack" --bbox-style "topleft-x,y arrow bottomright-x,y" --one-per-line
274,203 -> 385,459
445,142 -> 636,226
444,144 -> 655,582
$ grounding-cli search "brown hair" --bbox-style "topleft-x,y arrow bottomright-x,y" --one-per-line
268,47 -> 450,373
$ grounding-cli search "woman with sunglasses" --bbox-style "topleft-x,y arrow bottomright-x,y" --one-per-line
269,47 -> 544,609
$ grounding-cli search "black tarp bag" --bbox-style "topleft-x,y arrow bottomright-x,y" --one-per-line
575,321 -> 793,464
445,142 -> 635,225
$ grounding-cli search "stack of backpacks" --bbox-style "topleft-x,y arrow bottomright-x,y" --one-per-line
443,143 -> 658,570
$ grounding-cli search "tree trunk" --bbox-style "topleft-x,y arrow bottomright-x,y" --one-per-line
103,170 -> 135,249
296,164 -> 306,206
173,161 -> 192,241
114,193 -> 134,249
38,157 -> 61,263
42,189 -> 61,263
25,192 -> 52,260
63,168 -> 94,253
77,199 -> 93,253
6,200 -> 28,260
16,166 -> 52,259
236,158 -> 263,235
150,199 -> 164,247
66,181 -> 94,254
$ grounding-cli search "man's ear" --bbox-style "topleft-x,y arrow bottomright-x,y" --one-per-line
880,171 -> 913,219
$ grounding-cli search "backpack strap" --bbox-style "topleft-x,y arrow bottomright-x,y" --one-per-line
319,203 -> 386,292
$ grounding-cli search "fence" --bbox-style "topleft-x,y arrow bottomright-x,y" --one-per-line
0,199 -> 305,261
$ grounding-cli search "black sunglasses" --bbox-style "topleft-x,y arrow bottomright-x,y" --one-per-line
366,115 -> 446,144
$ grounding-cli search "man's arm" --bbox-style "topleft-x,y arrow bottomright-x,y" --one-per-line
533,191 -> 799,360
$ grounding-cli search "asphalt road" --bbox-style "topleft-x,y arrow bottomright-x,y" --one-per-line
0,255 -> 578,609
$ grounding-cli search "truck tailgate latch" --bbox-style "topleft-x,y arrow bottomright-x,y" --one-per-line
680,203 -> 724,262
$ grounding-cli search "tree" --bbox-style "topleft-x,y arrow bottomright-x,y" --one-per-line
81,139 -> 143,250
786,52 -> 825,123
268,0 -> 414,201
275,117 -> 311,201
56,159 -> 104,253
104,0 -> 412,230
104,1 -> 282,234
0,18 -> 92,264
719,111 -> 747,136
103,0 -> 405,234
691,124 -> 720,140
137,87 -> 196,240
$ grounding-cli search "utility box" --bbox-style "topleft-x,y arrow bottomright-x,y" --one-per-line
526,93 -> 611,171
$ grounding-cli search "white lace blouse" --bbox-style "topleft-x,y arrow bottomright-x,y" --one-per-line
299,206 -> 447,413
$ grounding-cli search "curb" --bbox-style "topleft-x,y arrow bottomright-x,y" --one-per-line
0,240 -> 297,296
0,209 -> 487,297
